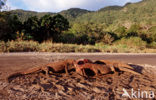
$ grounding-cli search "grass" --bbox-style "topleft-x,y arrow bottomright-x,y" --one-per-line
0,40 -> 156,53
0,40 -> 101,53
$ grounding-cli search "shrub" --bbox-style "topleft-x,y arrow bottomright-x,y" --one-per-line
100,34 -> 114,44
115,26 -> 127,38
6,40 -> 39,52
76,34 -> 89,45
114,37 -> 147,49
39,42 -> 53,52
139,33 -> 152,43
127,24 -> 140,34
0,40 -> 155,53
58,33 -> 76,44
147,42 -> 156,49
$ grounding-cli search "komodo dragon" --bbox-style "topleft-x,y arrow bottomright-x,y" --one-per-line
7,59 -> 75,82
74,59 -> 141,77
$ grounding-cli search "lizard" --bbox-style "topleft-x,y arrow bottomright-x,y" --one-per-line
7,59 -> 75,82
74,59 -> 141,77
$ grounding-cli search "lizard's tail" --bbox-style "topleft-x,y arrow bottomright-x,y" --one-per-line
7,66 -> 45,83
117,67 -> 142,75
7,72 -> 23,83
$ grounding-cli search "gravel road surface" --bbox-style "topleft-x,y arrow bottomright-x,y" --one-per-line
0,53 -> 156,99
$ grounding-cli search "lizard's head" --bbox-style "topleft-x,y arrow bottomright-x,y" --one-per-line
73,59 -> 93,76
74,59 -> 92,68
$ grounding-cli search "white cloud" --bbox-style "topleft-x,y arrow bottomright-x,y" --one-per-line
22,0 -> 87,12
7,1 -> 17,10
8,0 -> 142,12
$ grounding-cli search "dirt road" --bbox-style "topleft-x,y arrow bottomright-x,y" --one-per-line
0,53 -> 156,79
0,53 -> 156,99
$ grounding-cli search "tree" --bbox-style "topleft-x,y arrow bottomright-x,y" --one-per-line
0,13 -> 22,41
9,15 -> 22,33
70,22 -> 118,44
24,16 -> 40,40
39,14 -> 53,42
8,15 -> 22,39
39,14 -> 69,42
0,12 -> 11,41
52,14 -> 69,41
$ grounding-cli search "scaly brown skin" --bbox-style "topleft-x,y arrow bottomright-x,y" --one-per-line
74,59 -> 141,77
94,60 -> 141,75
45,59 -> 75,74
7,59 -> 75,82
74,59 -> 93,76
75,63 -> 112,76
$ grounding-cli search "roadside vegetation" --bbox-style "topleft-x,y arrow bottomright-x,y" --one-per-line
0,0 -> 156,53
0,40 -> 156,53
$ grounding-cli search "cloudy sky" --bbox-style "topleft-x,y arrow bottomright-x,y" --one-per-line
7,0 -> 142,12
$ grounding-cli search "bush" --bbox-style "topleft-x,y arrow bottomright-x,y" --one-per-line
76,34 -> 89,45
0,40 -> 101,53
147,42 -> 156,49
114,37 -> 147,49
115,26 -> 127,38
139,33 -> 152,43
100,34 -> 114,44
6,40 -> 39,52
0,40 -> 156,53
95,43 -> 138,53
126,32 -> 138,38
58,33 -> 76,44
127,24 -> 140,34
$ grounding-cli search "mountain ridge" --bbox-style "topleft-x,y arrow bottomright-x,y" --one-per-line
8,0 -> 156,27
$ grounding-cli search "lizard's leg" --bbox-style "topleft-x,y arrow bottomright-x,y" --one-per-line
65,65 -> 69,76
82,68 -> 88,77
109,64 -> 115,73
92,66 -> 100,77
80,68 -> 85,76
41,66 -> 49,77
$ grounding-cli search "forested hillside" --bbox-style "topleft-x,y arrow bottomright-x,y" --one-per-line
75,0 -> 156,26
9,0 -> 156,31
9,0 -> 156,26
9,8 -> 91,22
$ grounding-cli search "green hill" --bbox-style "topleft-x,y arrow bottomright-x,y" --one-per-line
8,0 -> 156,42
60,8 -> 91,20
9,8 -> 91,22
9,9 -> 55,22
75,0 -> 156,28
98,6 -> 122,12
9,0 -> 156,27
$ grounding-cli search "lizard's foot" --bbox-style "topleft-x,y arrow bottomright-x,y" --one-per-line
65,72 -> 70,77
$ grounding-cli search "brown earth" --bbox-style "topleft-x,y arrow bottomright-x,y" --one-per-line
0,53 -> 156,100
